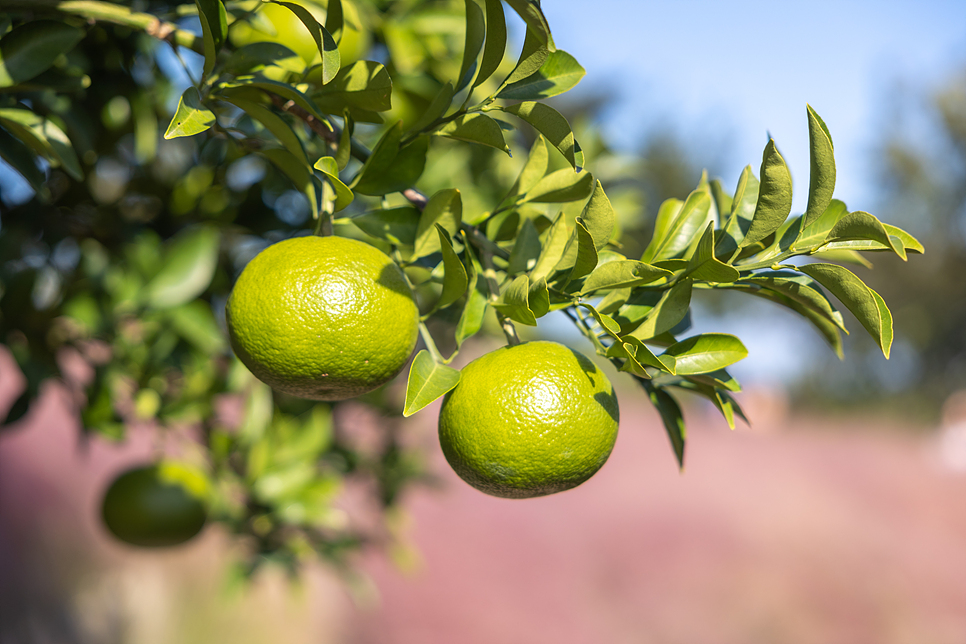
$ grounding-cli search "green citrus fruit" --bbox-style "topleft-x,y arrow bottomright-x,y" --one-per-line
101,463 -> 208,547
438,341 -> 620,499
226,235 -> 419,401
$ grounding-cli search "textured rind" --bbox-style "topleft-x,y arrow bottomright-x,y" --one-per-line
438,341 -> 620,499
226,236 -> 419,400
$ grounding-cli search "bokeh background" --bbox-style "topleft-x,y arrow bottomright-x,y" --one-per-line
3,1 -> 966,642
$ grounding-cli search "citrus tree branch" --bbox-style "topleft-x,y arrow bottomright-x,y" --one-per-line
13,0 -> 202,52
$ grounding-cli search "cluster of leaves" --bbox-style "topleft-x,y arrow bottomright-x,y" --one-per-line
0,0 -> 922,571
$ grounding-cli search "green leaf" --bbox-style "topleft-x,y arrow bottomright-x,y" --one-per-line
507,218 -> 542,274
457,0 -> 486,91
502,102 -> 580,169
524,168 -> 594,203
557,217 -> 598,282
497,49 -> 585,100
741,139 -> 793,247
528,276 -> 550,318
456,273 -> 488,347
164,87 -> 216,139
413,189 -> 462,259
737,270 -> 846,330
406,82 -> 454,135
719,165 -> 760,249
529,211 -> 569,282
803,104 -> 835,227
195,0 -> 228,76
0,20 -> 84,87
882,224 -> 924,254
683,223 -> 740,283
810,248 -> 873,269
325,0 -> 344,42
503,0 -> 555,50
351,207 -> 420,246
0,126 -> 44,193
685,369 -> 742,392
168,300 -> 226,353
313,60 -> 393,114
433,224 -> 469,311
37,117 -> 82,181
271,1 -> 340,84
145,227 -> 220,309
504,135 -> 548,201
438,113 -> 510,154
580,260 -> 671,294
709,179 -> 733,221
501,27 -> 549,88
225,42 -> 305,75
731,284 -> 845,358
644,383 -> 686,469
0,108 -> 81,179
580,180 -> 616,252
335,109 -> 353,170
822,211 -> 905,259
797,263 -> 893,358
313,156 -> 353,211
577,302 -> 622,339
222,75 -> 328,121
625,279 -> 693,341
661,333 -> 748,375
352,122 -> 429,196
794,198 -> 848,249
642,190 -> 712,262
474,0 -> 507,89
403,350 -> 461,417
261,147 -> 319,221
623,336 -> 675,373
222,94 -> 306,162
493,274 -> 538,325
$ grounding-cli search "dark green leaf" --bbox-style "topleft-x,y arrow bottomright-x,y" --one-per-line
225,42 -> 305,75
497,49 -> 585,100
0,108 -> 81,179
222,94 -> 306,162
335,109 -> 352,170
271,2 -> 340,84
624,279 -> 693,341
0,20 -> 84,87
403,351 -> 461,417
438,113 -> 510,154
474,0 -> 507,89
351,122 -> 429,196
644,382 -> 686,469
507,218 -> 542,274
413,189 -> 462,258
557,217 -> 598,282
433,224 -> 469,311
195,0 -> 228,76
797,263 -> 893,358
406,82 -> 454,135
325,0 -> 344,43
223,75 -> 328,121
313,60 -> 393,113
145,227 -> 220,309
661,333 -> 748,375
803,104 -> 835,227
351,207 -> 420,246
0,126 -> 44,193
503,0 -> 555,50
501,27 -> 549,88
502,101 -> 580,169
741,139 -> 793,247
457,0 -> 486,91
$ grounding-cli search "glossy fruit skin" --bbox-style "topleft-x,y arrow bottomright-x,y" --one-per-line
438,341 -> 620,499
226,235 -> 419,401
101,464 -> 208,547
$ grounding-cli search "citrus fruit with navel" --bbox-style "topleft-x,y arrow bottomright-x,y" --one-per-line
226,235 -> 419,401
438,341 -> 620,499
101,463 -> 208,547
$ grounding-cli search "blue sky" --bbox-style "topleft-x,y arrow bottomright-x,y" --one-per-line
544,0 -> 966,214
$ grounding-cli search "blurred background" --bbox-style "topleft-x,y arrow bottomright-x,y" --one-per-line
3,0 -> 966,642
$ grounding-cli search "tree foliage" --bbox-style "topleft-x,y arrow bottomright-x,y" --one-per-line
0,0 -> 922,570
